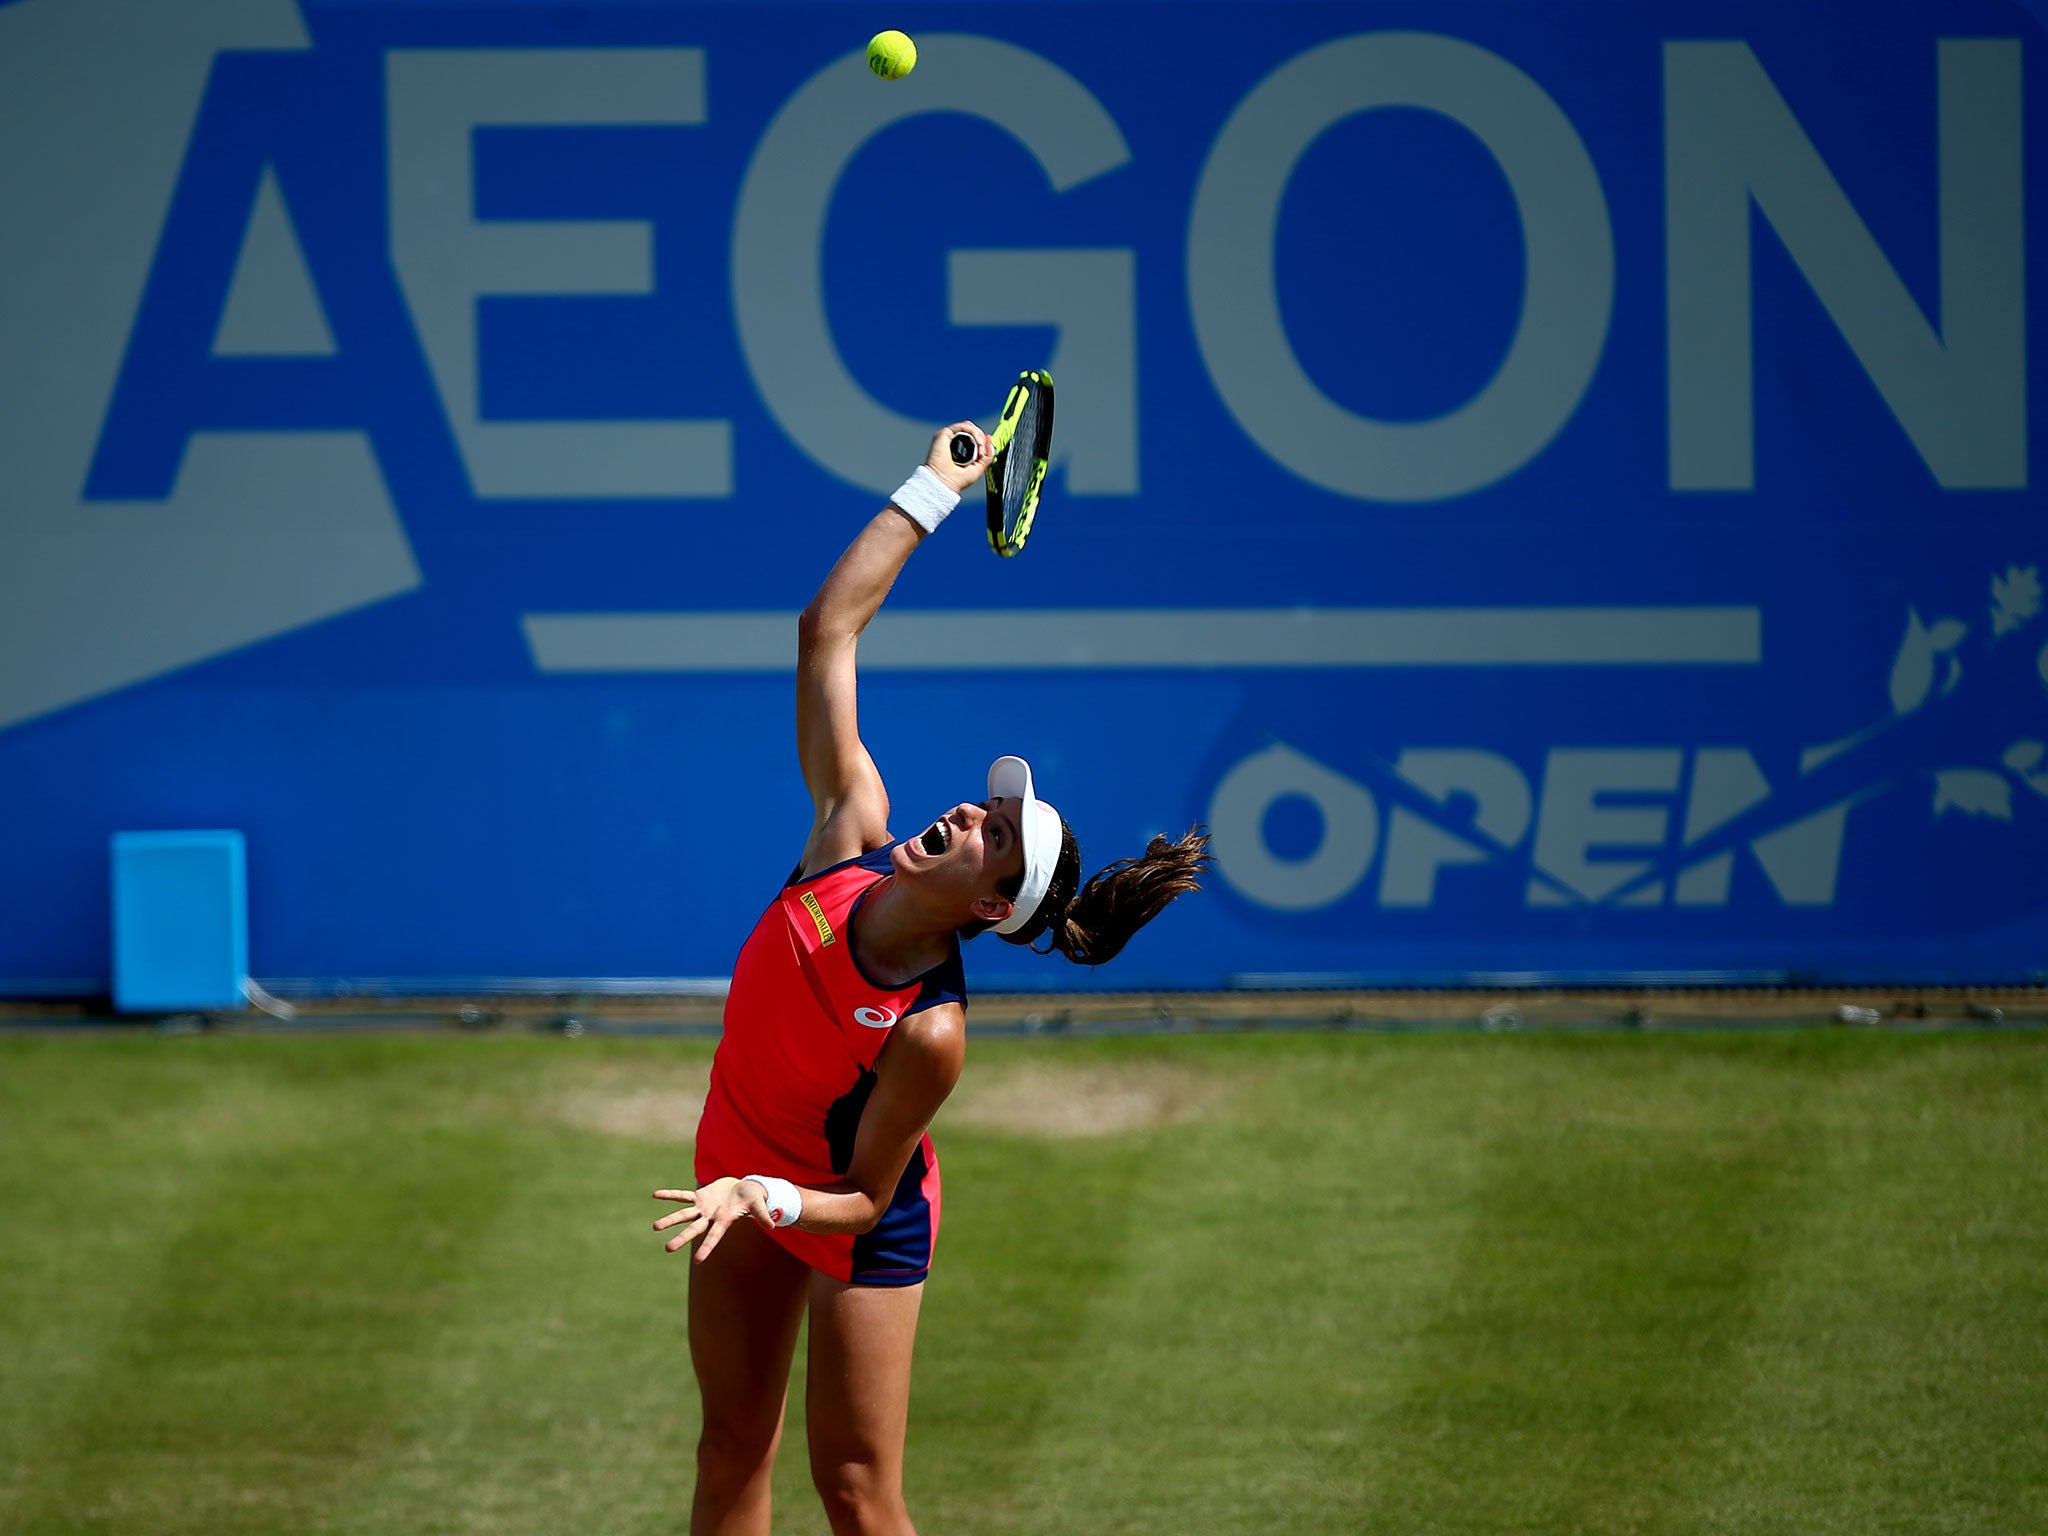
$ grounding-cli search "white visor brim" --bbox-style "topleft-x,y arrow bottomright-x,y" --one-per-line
988,755 -> 1060,936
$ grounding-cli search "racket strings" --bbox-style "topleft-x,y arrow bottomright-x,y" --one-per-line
1001,392 -> 1043,536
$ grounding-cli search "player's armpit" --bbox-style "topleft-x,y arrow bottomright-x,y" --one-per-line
796,777 -> 891,879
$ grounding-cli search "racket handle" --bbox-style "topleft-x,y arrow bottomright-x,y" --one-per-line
949,432 -> 976,466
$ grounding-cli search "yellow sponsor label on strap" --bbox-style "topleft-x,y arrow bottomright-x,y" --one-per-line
800,889 -> 836,947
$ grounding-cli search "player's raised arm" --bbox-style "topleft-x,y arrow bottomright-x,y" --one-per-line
793,421 -> 991,874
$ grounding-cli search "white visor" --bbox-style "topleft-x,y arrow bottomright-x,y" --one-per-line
988,755 -> 1063,936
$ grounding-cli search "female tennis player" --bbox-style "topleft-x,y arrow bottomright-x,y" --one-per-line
652,419 -> 1209,1536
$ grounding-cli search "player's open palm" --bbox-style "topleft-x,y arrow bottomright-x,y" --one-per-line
653,1176 -> 762,1262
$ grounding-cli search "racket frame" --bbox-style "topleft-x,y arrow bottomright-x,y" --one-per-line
984,369 -> 1053,558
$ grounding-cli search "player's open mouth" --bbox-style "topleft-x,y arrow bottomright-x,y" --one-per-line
918,821 -> 951,857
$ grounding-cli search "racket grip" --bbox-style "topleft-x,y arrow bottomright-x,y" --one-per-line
948,432 -> 976,466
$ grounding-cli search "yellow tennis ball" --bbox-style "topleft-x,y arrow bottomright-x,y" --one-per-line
867,30 -> 916,80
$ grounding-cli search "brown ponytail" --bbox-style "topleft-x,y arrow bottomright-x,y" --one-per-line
1003,821 -> 1212,967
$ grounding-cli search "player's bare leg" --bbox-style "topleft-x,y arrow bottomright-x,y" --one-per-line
688,1218 -> 810,1536
805,1275 -> 925,1536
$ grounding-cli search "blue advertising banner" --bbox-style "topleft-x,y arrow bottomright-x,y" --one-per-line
2,0 -> 2045,992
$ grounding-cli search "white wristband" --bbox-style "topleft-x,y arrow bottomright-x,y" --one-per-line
744,1174 -> 803,1228
888,464 -> 959,534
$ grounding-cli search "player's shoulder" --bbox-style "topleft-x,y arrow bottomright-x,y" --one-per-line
886,999 -> 966,1074
899,994 -> 963,1035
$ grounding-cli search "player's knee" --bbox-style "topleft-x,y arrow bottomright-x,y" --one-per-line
696,1416 -> 779,1500
811,1454 -> 905,1535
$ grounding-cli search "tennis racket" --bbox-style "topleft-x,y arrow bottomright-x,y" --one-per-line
947,369 -> 1054,558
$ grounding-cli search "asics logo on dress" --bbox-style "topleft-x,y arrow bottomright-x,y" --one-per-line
853,1006 -> 898,1029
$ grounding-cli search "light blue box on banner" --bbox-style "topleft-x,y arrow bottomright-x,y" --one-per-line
111,831 -> 248,1012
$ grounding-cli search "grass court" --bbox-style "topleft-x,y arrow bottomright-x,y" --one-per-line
1,1026 -> 2043,1535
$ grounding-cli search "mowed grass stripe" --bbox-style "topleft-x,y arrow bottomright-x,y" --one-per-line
1363,1037 -> 1834,1536
924,1036 -> 1495,1536
0,1041 -> 296,1524
319,1042 -> 712,1536
0,1037 -> 551,1536
1683,1044 -> 2048,1536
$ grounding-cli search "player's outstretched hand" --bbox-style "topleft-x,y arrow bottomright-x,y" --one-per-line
653,1177 -> 768,1263
927,420 -> 992,496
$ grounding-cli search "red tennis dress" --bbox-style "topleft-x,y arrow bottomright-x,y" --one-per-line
694,842 -> 964,1286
